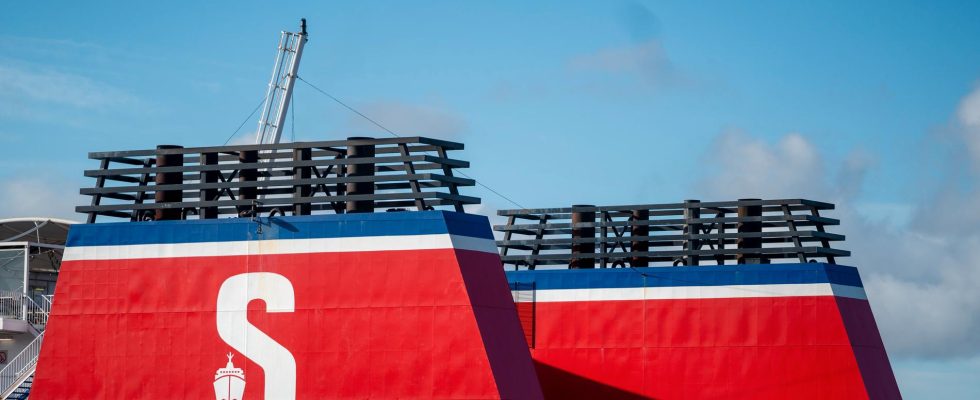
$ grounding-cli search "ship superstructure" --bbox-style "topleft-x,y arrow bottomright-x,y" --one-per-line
14,17 -> 901,400
22,137 -> 901,399
30,138 -> 541,399
495,201 -> 899,399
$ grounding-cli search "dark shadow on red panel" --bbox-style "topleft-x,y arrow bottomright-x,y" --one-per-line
835,297 -> 902,400
534,361 -> 653,400
457,250 -> 544,399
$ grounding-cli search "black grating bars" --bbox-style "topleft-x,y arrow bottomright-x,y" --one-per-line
495,199 -> 848,269
78,137 -> 478,223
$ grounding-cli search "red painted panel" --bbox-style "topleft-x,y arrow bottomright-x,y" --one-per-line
528,297 -> 885,400
34,249 -> 542,399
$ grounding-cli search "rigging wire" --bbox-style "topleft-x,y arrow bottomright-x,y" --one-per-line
296,76 -> 528,210
223,95 -> 268,146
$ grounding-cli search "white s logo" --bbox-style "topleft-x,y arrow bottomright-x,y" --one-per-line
217,272 -> 297,399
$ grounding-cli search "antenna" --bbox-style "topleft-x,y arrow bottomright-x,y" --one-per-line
254,19 -> 309,145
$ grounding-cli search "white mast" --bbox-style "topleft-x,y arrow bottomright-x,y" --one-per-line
255,19 -> 308,145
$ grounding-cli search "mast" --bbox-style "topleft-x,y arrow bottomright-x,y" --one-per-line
255,18 -> 308,145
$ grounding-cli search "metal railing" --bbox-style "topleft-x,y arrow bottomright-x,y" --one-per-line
0,291 -> 21,320
23,294 -> 50,328
0,332 -> 43,399
0,291 -> 51,327
78,137 -> 479,223
496,199 -> 849,269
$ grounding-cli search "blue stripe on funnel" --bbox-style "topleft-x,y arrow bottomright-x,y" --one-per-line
506,263 -> 864,289
67,211 -> 493,247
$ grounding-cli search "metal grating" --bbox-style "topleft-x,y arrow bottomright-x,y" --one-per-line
495,199 -> 849,269
78,137 -> 479,223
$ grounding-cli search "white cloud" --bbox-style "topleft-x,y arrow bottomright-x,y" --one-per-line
0,175 -> 83,222
566,4 -> 693,89
892,356 -> 980,398
0,36 -> 108,61
0,63 -> 136,110
694,123 -> 980,359
570,40 -> 672,76
865,252 -> 980,358
465,203 -> 509,241
227,131 -> 259,146
696,131 -> 856,200
568,40 -> 685,88
346,101 -> 467,140
956,85 -> 980,171
958,85 -> 980,127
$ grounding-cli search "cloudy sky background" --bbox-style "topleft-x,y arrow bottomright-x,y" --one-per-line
3,1 -> 980,397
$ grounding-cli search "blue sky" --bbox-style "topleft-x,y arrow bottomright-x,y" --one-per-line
3,1 -> 980,397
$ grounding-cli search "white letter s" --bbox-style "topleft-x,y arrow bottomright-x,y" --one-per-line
217,272 -> 296,399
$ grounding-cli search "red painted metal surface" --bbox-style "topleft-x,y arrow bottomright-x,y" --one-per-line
527,296 -> 898,399
34,246 -> 541,399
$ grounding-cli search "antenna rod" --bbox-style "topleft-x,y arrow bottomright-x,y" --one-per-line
255,19 -> 309,145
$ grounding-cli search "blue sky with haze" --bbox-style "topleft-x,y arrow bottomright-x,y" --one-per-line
3,1 -> 980,398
